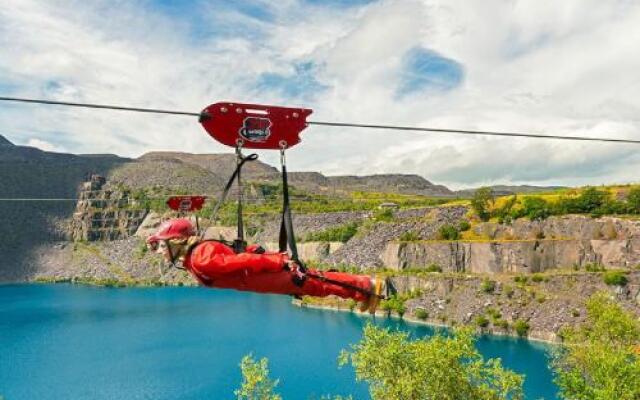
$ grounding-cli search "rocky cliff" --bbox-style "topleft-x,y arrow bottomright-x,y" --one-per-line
0,138 -> 129,281
70,175 -> 147,241
382,216 -> 640,273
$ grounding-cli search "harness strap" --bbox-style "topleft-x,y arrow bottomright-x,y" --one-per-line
201,152 -> 258,245
234,147 -> 246,253
278,149 -> 304,271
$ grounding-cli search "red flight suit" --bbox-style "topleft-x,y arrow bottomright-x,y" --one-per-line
183,241 -> 371,301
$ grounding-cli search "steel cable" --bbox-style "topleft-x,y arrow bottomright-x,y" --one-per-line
1,96 -> 640,144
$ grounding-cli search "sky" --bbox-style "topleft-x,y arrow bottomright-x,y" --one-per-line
1,0 -> 640,189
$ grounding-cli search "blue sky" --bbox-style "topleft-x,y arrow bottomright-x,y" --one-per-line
1,0 -> 640,188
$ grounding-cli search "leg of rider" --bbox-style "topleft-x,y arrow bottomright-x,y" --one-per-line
294,270 -> 372,301
211,269 -> 372,302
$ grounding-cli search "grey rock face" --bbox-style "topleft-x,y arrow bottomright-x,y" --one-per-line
327,206 -> 468,268
70,175 -> 147,241
383,239 -> 640,273
473,215 -> 640,240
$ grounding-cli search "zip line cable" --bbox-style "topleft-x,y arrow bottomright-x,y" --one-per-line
306,121 -> 640,145
2,96 -> 640,144
0,96 -> 200,117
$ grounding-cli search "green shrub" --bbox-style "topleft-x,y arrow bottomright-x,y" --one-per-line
503,285 -> 514,298
380,295 -> 406,316
571,309 -> 580,317
628,187 -> 640,213
458,220 -> 471,231
513,319 -> 530,337
486,307 -> 502,320
373,208 -> 394,222
475,315 -> 490,328
519,197 -> 552,220
437,224 -> 460,240
305,222 -> 359,243
513,275 -> 528,284
135,241 -> 148,260
495,319 -> 509,330
480,279 -> 496,294
399,231 -> 420,242
603,271 -> 628,286
425,263 -> 442,273
494,195 -> 518,223
585,263 -> 606,272
414,308 -> 429,320
531,274 -> 545,283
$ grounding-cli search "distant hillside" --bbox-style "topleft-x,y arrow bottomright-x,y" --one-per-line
0,134 -> 14,146
289,173 -> 454,197
138,152 -> 279,181
455,185 -> 566,197
0,137 -> 130,280
135,152 -> 455,197
0,143 -> 129,198
107,158 -> 226,194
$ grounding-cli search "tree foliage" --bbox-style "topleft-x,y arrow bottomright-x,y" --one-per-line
471,187 -> 495,222
235,355 -> 282,400
628,187 -> 640,213
552,293 -> 640,400
338,325 -> 524,400
305,222 -> 359,243
481,186 -> 640,223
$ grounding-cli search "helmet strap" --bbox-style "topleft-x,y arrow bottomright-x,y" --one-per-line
164,239 -> 186,271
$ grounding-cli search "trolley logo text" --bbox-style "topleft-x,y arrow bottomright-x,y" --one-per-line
239,117 -> 272,142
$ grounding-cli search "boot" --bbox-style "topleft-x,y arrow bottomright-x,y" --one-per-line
367,277 -> 387,314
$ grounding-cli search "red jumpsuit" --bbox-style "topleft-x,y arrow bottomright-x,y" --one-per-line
183,241 -> 372,301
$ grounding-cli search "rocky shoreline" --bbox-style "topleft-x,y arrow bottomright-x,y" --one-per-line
294,270 -> 640,343
293,299 -> 558,344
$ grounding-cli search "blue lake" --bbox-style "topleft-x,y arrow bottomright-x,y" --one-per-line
0,284 -> 558,399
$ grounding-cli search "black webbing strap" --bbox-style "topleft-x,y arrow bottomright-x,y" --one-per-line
201,153 -> 258,244
278,157 -> 305,271
235,151 -> 245,253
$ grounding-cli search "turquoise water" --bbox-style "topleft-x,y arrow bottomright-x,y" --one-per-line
0,284 -> 558,399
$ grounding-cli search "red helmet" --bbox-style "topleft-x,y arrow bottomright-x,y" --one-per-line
146,218 -> 196,248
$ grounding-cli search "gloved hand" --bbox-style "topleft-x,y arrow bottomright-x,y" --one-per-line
286,261 -> 307,287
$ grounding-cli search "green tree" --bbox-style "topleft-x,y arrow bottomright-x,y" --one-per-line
235,355 -> 282,400
471,187 -> 495,221
339,324 -> 524,400
628,186 -> 640,213
520,197 -> 552,220
552,293 -> 640,400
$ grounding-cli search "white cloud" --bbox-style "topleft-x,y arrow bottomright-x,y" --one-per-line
25,138 -> 65,153
1,0 -> 640,188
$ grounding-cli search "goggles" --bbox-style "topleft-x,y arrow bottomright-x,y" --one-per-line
147,240 -> 168,252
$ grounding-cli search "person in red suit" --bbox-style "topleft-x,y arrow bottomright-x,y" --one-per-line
146,218 -> 386,313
